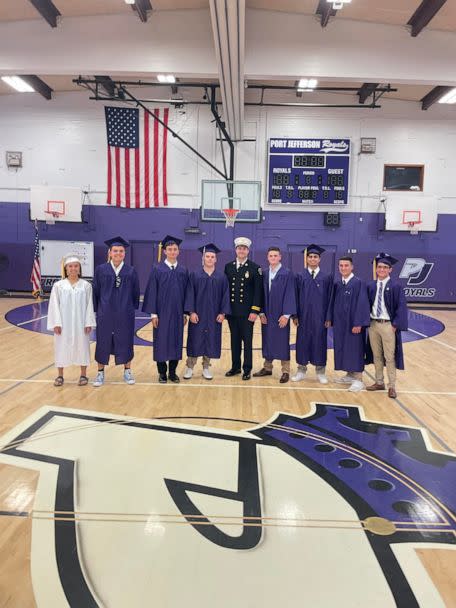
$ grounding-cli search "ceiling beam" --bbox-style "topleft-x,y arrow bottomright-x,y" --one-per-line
27,0 -> 60,28
21,75 -> 53,100
407,0 -> 447,37
95,75 -> 116,97
357,83 -> 379,104
420,85 -> 453,110
132,0 -> 153,23
315,0 -> 337,28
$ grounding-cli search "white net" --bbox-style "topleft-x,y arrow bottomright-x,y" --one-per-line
221,208 -> 240,228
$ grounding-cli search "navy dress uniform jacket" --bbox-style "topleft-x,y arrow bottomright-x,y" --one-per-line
224,260 -> 263,317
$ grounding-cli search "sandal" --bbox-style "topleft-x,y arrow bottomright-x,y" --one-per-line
78,375 -> 89,386
54,376 -> 64,387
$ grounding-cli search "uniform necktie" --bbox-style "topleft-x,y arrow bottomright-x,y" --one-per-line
171,265 -> 175,271
311,270 -> 315,279
342,279 -> 346,286
376,282 -> 383,317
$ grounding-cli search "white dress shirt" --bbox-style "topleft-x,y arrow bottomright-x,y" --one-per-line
308,267 -> 320,278
371,277 -> 391,320
341,273 -> 354,285
110,260 -> 124,276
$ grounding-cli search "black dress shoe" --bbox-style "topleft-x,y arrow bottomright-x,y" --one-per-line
158,374 -> 167,384
169,374 -> 180,384
253,368 -> 273,377
242,373 -> 251,381
225,369 -> 242,377
279,373 -> 290,384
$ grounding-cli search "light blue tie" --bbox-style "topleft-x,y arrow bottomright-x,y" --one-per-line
376,282 -> 383,318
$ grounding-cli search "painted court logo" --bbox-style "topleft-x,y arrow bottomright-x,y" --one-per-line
400,258 -> 435,298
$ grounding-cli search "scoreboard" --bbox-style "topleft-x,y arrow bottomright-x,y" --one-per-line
268,138 -> 350,205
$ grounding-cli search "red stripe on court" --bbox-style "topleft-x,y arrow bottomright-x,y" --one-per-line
115,147 -> 121,206
163,108 -> 169,206
144,111 -> 150,208
153,109 -> 159,206
125,149 -> 131,208
135,149 -> 140,208
107,147 -> 112,204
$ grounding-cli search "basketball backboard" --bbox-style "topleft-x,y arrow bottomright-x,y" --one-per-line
384,195 -> 437,233
201,180 -> 262,224
30,186 -> 83,223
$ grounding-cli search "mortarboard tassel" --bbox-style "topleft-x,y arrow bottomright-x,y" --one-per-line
373,258 -> 377,280
61,258 -> 65,278
303,248 -> 307,269
157,241 -> 162,262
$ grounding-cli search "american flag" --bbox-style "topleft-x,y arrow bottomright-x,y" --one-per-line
105,106 -> 169,207
30,222 -> 41,297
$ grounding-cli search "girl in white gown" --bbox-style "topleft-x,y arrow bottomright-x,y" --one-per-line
47,255 -> 96,386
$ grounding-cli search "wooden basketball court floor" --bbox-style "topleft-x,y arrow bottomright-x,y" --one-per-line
0,297 -> 455,607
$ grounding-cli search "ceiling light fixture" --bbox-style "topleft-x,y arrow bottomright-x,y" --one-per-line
297,78 -> 318,92
438,88 -> 456,104
327,0 -> 351,9
157,74 -> 176,84
1,76 -> 35,93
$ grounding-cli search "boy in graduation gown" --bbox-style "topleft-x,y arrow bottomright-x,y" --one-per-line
328,256 -> 371,392
292,244 -> 333,384
253,247 -> 296,383
143,235 -> 189,383
183,243 -> 230,380
365,253 -> 408,398
92,237 -> 140,387
224,237 -> 263,381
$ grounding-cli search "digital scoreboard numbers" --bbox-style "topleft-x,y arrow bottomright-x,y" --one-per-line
268,138 -> 350,205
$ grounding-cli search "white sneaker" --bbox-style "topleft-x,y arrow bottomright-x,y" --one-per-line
202,367 -> 213,380
335,374 -> 354,384
291,371 -> 306,382
93,371 -> 104,387
183,367 -> 193,379
317,374 -> 328,384
348,380 -> 365,392
124,369 -> 135,385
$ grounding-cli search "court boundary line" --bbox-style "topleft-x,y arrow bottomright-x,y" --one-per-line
408,328 -> 456,352
0,377 -> 454,397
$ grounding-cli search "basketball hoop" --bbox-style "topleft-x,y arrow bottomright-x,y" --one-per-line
221,208 -> 240,228
44,211 -> 63,225
401,210 -> 422,235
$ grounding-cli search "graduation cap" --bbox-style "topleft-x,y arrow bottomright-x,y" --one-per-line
373,252 -> 398,278
158,235 -> 182,262
198,243 -> 221,254
61,254 -> 82,278
104,236 -> 130,249
302,244 -> 325,268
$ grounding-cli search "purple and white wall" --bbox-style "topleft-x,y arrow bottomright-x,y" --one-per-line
0,91 -> 455,301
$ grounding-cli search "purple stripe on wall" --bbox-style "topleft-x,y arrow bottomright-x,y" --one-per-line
1,203 -> 455,302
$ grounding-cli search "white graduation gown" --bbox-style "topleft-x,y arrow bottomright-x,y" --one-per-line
47,279 -> 96,367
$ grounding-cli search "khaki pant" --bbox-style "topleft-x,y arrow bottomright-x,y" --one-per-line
264,359 -> 290,374
186,356 -> 211,369
369,320 -> 397,388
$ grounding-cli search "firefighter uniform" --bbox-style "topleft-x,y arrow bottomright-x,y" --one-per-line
224,254 -> 263,377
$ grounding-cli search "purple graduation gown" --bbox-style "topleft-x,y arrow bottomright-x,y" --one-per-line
93,263 -> 140,365
295,270 -> 333,367
261,266 -> 296,361
329,276 -> 371,372
142,262 -> 188,361
365,279 -> 408,370
185,269 -> 230,358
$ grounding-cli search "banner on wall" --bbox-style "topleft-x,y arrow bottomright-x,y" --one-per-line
105,106 -> 169,208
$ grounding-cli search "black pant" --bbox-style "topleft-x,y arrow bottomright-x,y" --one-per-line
157,360 -> 178,375
227,316 -> 254,373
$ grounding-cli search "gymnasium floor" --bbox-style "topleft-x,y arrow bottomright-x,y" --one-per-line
0,297 -> 455,607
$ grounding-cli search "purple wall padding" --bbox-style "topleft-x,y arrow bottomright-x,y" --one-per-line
1,202 -> 454,302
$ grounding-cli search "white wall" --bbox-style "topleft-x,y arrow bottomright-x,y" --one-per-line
1,89 -> 456,217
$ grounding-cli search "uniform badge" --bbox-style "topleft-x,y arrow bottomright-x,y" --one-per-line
245,271 -> 249,278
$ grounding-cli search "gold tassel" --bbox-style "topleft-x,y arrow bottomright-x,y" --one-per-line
303,248 -> 307,269
373,258 -> 377,280
61,258 -> 65,278
107,249 -> 111,262
157,242 -> 162,262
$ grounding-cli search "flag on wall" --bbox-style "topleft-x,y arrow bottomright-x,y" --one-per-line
105,106 -> 169,208
30,222 -> 41,297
